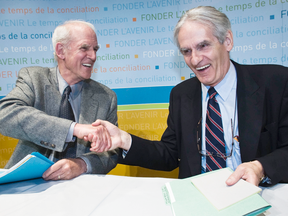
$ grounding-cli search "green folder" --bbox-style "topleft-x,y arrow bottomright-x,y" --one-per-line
0,152 -> 54,184
162,168 -> 271,216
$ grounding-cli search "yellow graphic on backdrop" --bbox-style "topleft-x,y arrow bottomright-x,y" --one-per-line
109,108 -> 178,178
0,134 -> 17,168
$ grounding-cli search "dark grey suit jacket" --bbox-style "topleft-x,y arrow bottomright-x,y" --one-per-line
0,66 -> 118,174
120,61 -> 288,185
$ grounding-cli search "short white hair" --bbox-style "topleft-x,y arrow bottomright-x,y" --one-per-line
52,20 -> 96,60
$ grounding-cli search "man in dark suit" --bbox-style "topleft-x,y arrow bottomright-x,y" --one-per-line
88,6 -> 288,186
0,20 -> 118,181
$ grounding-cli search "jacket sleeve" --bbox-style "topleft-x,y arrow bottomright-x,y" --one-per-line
0,67 -> 71,152
257,77 -> 288,185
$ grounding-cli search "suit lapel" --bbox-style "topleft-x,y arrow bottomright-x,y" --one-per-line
235,62 -> 265,162
182,79 -> 202,175
79,80 -> 99,124
45,67 -> 62,117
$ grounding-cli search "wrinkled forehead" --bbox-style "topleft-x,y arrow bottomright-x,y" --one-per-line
68,25 -> 97,45
178,20 -> 219,45
178,21 -> 216,44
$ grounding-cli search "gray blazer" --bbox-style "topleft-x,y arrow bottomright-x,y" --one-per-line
0,66 -> 118,174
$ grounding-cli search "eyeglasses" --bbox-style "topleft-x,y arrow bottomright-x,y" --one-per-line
197,118 -> 238,159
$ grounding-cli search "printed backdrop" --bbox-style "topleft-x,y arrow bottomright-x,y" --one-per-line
1,0 -> 287,177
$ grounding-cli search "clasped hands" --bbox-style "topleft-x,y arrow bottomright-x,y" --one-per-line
84,120 -> 265,186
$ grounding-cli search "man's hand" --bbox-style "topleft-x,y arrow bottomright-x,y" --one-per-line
42,158 -> 87,181
84,120 -> 131,152
226,160 -> 264,186
73,123 -> 112,152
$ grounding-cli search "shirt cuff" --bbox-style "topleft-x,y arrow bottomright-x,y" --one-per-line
260,176 -> 272,185
66,122 -> 76,143
122,149 -> 128,158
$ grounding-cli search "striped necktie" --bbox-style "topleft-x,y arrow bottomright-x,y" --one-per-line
205,87 -> 226,171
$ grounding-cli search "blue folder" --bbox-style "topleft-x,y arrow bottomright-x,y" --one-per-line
0,152 -> 54,184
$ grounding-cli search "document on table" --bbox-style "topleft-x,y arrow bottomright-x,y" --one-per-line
191,168 -> 261,210
162,168 -> 271,216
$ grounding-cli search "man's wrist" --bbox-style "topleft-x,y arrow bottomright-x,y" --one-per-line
77,156 -> 91,174
121,132 -> 132,151
74,157 -> 88,174
252,160 -> 264,177
73,123 -> 80,137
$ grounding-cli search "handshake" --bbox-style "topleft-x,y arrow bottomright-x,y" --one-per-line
75,120 -> 131,152
78,120 -> 266,187
43,120 -> 124,181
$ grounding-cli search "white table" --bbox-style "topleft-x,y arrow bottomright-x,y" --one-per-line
0,175 -> 287,216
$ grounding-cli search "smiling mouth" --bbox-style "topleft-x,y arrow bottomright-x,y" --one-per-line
196,64 -> 210,71
82,63 -> 92,68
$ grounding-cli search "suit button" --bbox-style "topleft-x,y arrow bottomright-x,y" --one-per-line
51,144 -> 55,148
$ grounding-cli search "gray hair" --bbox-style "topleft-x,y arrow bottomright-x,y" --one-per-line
174,6 -> 231,48
52,20 -> 96,60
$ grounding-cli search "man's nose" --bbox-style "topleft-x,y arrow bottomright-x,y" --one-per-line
191,50 -> 203,66
88,49 -> 96,62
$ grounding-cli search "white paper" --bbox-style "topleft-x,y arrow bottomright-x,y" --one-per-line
191,168 -> 262,210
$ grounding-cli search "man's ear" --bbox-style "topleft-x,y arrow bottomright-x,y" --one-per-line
55,43 -> 65,60
225,30 -> 233,52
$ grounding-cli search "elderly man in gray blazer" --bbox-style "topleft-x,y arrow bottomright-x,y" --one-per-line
0,20 -> 118,181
